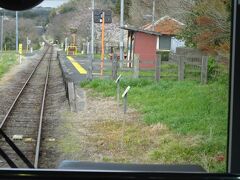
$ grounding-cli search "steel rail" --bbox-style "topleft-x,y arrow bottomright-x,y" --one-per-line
0,46 -> 51,168
34,47 -> 53,168
0,46 -> 50,129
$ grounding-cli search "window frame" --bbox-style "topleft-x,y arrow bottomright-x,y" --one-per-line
227,0 -> 240,174
159,35 -> 172,51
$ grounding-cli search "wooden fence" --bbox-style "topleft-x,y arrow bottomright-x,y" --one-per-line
90,52 -> 208,84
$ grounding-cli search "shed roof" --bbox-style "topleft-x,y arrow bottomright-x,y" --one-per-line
121,25 -> 162,36
143,16 -> 184,36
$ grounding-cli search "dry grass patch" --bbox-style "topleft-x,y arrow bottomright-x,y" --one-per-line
88,120 -> 205,165
58,89 -> 224,172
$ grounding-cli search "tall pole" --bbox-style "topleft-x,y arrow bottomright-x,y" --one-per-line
89,0 -> 95,80
120,0 -> 124,67
1,10 -> 4,52
27,36 -> 29,52
100,12 -> 105,76
152,0 -> 155,31
16,11 -> 18,53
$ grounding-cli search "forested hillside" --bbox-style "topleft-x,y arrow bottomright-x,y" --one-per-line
46,0 -> 230,57
1,7 -> 51,50
46,0 -> 185,48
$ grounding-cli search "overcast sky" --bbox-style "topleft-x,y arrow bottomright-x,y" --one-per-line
38,0 -> 70,8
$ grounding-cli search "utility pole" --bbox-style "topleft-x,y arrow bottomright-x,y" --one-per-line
16,11 -> 18,53
89,0 -> 95,80
1,9 -> 4,52
152,0 -> 155,31
120,0 -> 124,67
27,36 -> 29,52
100,12 -> 105,76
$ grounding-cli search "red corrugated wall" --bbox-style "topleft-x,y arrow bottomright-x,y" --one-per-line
134,32 -> 157,69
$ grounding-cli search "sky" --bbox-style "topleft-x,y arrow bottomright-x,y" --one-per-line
38,0 -> 70,8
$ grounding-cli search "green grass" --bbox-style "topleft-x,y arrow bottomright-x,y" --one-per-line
81,76 -> 229,172
0,52 -> 17,78
81,78 -> 228,135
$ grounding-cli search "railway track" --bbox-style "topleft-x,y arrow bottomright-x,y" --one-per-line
0,45 -> 54,168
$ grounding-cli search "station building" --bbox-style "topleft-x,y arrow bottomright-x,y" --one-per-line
121,16 -> 185,68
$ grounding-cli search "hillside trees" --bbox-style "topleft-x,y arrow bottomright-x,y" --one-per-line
0,7 -> 50,50
46,0 -> 193,48
3,18 -> 40,50
126,0 -> 184,26
46,0 -> 120,46
19,18 -> 40,49
115,0 -> 131,20
179,0 -> 231,57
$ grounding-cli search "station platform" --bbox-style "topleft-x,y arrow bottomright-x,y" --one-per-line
58,52 -> 89,84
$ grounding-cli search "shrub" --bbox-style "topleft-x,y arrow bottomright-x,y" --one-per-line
208,56 -> 219,81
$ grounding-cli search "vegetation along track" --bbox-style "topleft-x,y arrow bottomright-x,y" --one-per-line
0,45 -> 59,168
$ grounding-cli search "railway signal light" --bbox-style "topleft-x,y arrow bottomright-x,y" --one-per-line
94,9 -> 112,24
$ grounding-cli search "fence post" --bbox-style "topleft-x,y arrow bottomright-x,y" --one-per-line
87,54 -> 93,80
67,81 -> 76,112
178,56 -> 185,81
201,56 -> 208,84
122,86 -> 131,114
133,54 -> 139,79
156,51 -> 161,82
112,53 -> 118,80
121,86 -> 130,148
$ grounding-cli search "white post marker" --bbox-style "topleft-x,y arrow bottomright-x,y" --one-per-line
122,86 -> 130,114
121,85 -> 130,148
115,74 -> 122,107
115,74 -> 122,83
65,37 -> 68,52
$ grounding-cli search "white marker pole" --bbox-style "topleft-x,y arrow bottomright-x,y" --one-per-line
122,86 -> 130,114
115,74 -> 122,107
121,86 -> 130,148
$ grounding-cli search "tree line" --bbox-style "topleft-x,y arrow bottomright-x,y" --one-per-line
46,0 -> 231,58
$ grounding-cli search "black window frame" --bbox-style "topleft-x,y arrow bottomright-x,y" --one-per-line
159,35 -> 172,50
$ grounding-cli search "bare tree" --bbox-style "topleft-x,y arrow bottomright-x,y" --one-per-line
128,0 -> 184,26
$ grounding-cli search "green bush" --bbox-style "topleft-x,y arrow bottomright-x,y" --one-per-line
0,52 -> 17,78
160,51 -> 170,61
208,56 -> 219,81
207,56 -> 229,85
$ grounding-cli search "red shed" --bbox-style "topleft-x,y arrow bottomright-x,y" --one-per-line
122,26 -> 161,69
122,16 -> 184,69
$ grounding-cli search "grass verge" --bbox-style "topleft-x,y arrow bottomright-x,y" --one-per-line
81,77 -> 228,172
0,52 -> 17,78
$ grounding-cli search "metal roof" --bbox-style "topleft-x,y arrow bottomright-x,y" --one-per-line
143,16 -> 184,36
120,26 -> 162,36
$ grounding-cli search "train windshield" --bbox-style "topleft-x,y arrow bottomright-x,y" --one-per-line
0,0 -> 231,173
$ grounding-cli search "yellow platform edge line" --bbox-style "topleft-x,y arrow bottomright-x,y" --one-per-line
66,56 -> 87,75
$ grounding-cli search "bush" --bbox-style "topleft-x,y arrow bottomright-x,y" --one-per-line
160,51 -> 170,61
208,56 -> 219,81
